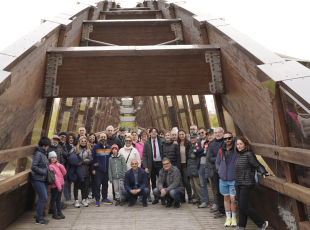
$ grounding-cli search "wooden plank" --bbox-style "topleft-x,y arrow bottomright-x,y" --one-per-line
214,95 -> 227,131
47,44 -> 219,57
110,7 -> 151,11
41,98 -> 54,137
0,169 -> 31,195
54,55 -> 213,98
84,19 -> 181,26
300,222 -> 310,230
0,146 -> 36,165
199,95 -> 211,129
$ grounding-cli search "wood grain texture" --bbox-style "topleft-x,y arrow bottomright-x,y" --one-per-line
0,169 -> 31,195
300,222 -> 310,230
55,55 -> 212,97
0,145 -> 36,165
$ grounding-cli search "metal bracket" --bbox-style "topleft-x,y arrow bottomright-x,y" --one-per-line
99,13 -> 106,20
171,23 -> 183,43
81,24 -> 93,46
156,12 -> 162,19
45,54 -> 62,97
205,50 -> 224,94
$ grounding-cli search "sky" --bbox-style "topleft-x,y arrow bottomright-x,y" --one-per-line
0,0 -> 309,60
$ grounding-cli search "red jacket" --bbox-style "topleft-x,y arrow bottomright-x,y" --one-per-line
49,162 -> 67,190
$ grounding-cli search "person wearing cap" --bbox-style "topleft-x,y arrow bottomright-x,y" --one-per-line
48,135 -> 65,165
108,144 -> 127,206
48,151 -> 67,220
195,127 -> 211,209
205,128 -> 218,212
58,132 -> 69,166
118,127 -> 127,147
188,125 -> 200,141
186,132 -> 203,205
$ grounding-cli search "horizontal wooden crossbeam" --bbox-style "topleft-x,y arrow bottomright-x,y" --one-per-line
101,10 -> 161,15
109,7 -> 151,11
0,169 -> 31,195
0,145 -> 36,165
84,19 -> 181,26
251,142 -> 310,168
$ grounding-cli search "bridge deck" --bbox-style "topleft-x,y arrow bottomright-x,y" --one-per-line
6,186 -> 275,230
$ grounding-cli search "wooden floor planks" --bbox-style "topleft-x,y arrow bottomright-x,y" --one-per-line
6,186 -> 275,230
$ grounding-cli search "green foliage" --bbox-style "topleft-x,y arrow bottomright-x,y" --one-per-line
209,113 -> 219,128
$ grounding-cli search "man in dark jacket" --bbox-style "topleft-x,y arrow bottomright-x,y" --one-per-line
122,160 -> 149,207
153,158 -> 184,208
216,132 -> 238,227
143,127 -> 165,204
106,125 -> 122,150
195,127 -> 211,208
207,127 -> 225,218
118,127 -> 127,147
58,132 -> 69,165
48,135 -> 66,165
161,132 -> 181,170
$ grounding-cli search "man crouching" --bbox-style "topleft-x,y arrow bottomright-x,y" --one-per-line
153,158 -> 185,209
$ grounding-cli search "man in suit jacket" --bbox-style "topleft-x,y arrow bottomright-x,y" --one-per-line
122,160 -> 149,207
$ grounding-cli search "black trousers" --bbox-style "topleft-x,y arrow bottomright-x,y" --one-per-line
181,164 -> 192,199
151,161 -> 162,199
235,185 -> 265,227
213,172 -> 225,214
74,178 -> 87,200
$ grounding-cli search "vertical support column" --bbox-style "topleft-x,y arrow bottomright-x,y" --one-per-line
156,96 -> 166,130
199,26 -> 209,44
199,95 -> 211,129
41,98 -> 54,137
182,95 -> 192,131
163,96 -> 172,129
169,5 -> 176,19
270,83 -> 307,230
187,95 -> 198,125
55,98 -> 67,134
214,95 -> 227,131
171,95 -> 182,129
233,121 -> 243,137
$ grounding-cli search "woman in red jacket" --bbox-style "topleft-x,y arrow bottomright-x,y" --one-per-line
48,151 -> 67,220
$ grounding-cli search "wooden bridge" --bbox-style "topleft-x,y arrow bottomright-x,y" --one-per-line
0,1 -> 310,229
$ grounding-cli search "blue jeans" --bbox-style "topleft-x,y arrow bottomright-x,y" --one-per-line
198,165 -> 210,204
50,188 -> 62,215
153,188 -> 182,202
31,180 -> 47,220
63,179 -> 72,201
122,188 -> 150,202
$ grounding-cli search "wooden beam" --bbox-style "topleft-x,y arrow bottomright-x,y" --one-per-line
234,121 -> 243,137
109,7 -> 151,11
182,95 -> 192,132
156,96 -> 166,130
199,26 -> 209,44
168,6 -> 176,19
41,98 -> 54,137
163,96 -> 172,129
84,19 -> 181,26
0,169 -> 31,195
0,145 -> 36,165
258,175 -> 310,206
214,95 -> 227,131
199,95 -> 211,129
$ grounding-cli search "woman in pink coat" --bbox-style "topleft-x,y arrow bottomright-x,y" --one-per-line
48,151 -> 67,220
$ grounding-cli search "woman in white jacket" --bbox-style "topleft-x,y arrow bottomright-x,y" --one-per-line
119,135 -> 141,170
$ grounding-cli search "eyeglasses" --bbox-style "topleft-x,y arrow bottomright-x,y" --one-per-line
60,135 -> 66,138
190,128 -> 196,130
80,140 -> 87,143
198,132 -> 205,135
163,163 -> 171,166
223,137 -> 233,141
125,140 -> 132,142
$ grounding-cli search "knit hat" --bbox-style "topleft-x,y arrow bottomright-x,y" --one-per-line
59,132 -> 67,137
48,151 -> 57,159
111,144 -> 119,151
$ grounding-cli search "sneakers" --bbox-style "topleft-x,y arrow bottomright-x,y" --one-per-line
120,200 -> 125,206
86,198 -> 90,204
52,214 -> 61,220
74,200 -> 80,208
188,198 -> 193,204
35,219 -> 48,225
147,196 -> 153,202
58,213 -> 65,219
210,203 -> 218,213
142,200 -> 148,207
224,218 -> 232,227
214,213 -> 225,219
234,227 -> 245,230
174,202 -> 181,209
258,221 -> 268,230
198,202 -> 211,208
81,199 -> 88,207
65,200 -> 75,205
231,218 -> 237,227
102,199 -> 113,205
115,200 -> 120,206
95,201 -> 100,207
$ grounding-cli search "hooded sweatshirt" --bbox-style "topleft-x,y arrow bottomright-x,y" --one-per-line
119,145 -> 141,170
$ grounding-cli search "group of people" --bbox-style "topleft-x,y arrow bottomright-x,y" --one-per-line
30,125 -> 272,230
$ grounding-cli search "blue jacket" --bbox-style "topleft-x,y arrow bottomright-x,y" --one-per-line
194,139 -> 209,169
207,137 -> 225,172
91,143 -> 111,172
66,153 -> 84,183
124,168 -> 148,193
30,147 -> 49,182
216,144 -> 237,181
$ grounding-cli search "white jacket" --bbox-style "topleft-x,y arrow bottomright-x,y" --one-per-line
119,145 -> 141,170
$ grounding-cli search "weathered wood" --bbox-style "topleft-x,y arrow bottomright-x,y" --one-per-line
214,95 -> 227,131
300,222 -> 310,230
234,121 -> 243,137
0,169 -> 31,195
41,98 -> 54,137
84,19 -> 181,26
199,95 -> 211,129
0,146 -> 36,165
109,7 -> 151,11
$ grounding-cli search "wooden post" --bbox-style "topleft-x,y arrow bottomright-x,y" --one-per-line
172,95 -> 182,129
187,95 -> 198,126
199,26 -> 209,44
199,95 -> 211,129
41,98 -> 54,137
156,96 -> 166,130
214,95 -> 227,131
169,5 -> 176,19
182,95 -> 192,131
270,82 -> 307,229
163,96 -> 172,130
233,121 -> 244,137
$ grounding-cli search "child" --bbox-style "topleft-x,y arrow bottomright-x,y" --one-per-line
48,151 -> 67,220
108,144 -> 127,206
